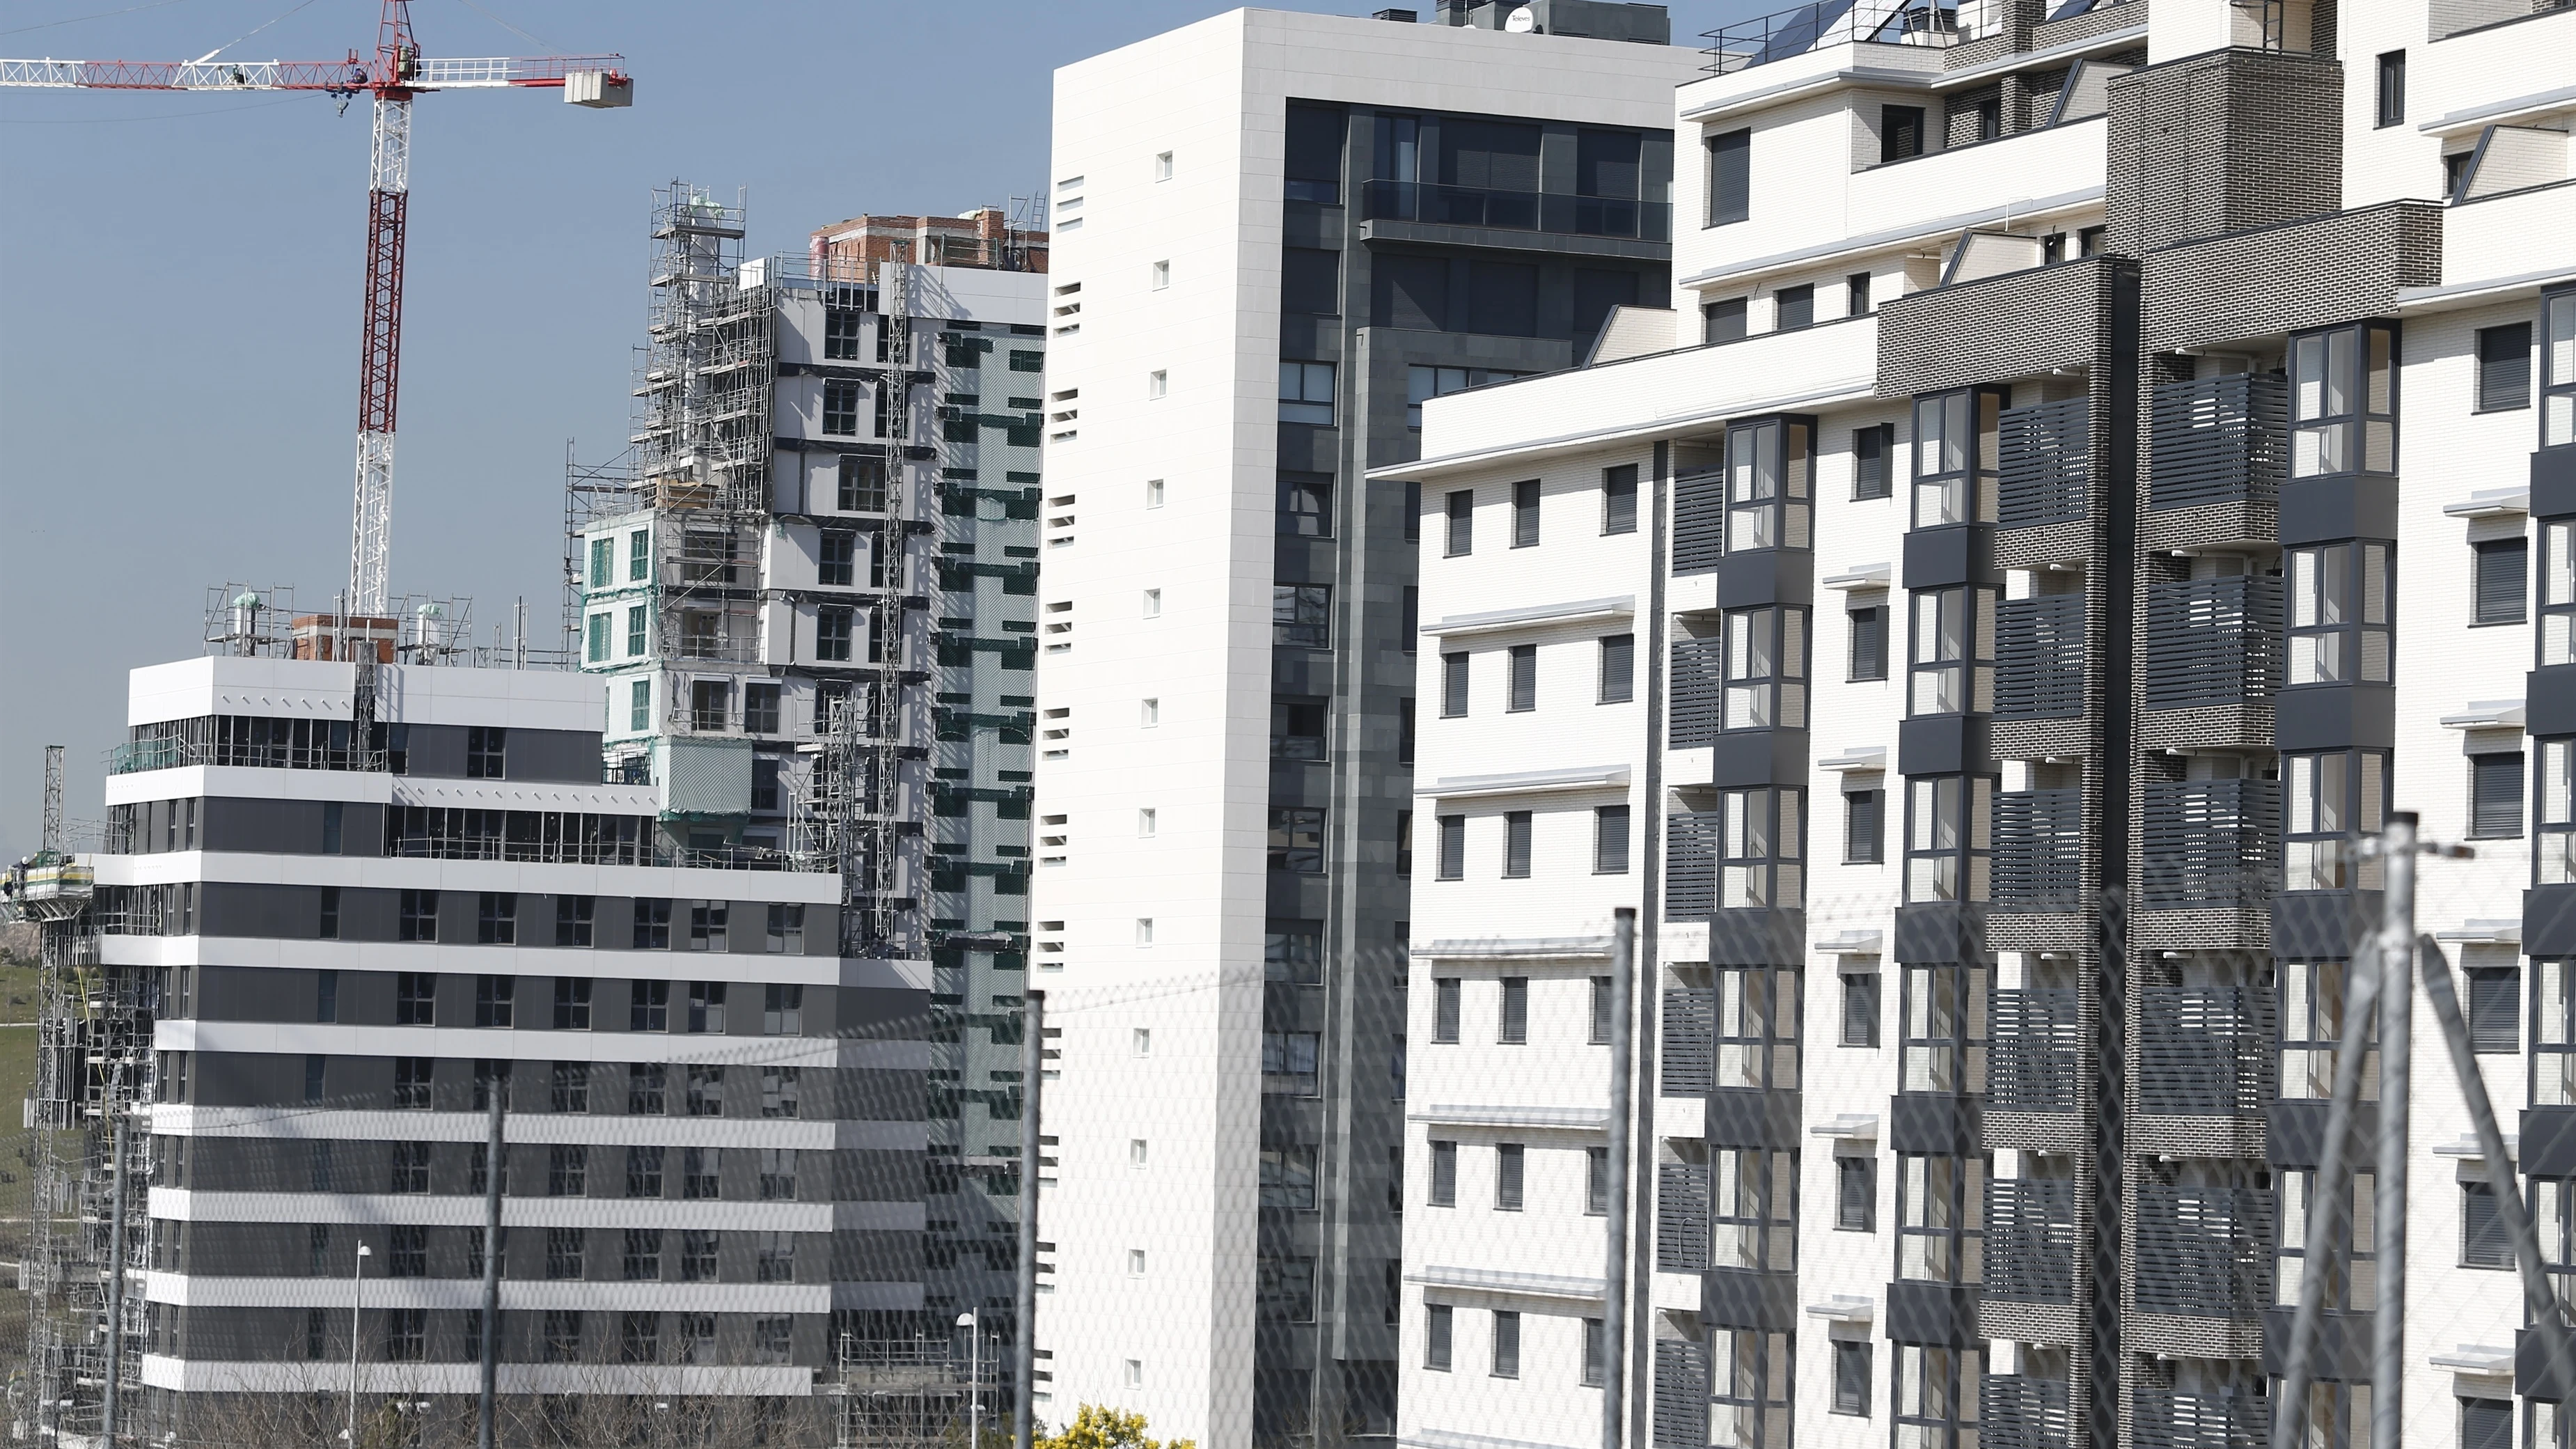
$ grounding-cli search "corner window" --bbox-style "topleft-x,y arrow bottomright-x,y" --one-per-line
1724,416 -> 1812,554
1722,605 -> 1807,730
2284,750 -> 2388,891
1894,1345 -> 1984,1449
2478,322 -> 2533,412
1713,966 -> 1797,1090
2286,542 -> 2392,684
1900,964 -> 1988,1095
1905,775 -> 1993,904
1704,129 -> 1750,226
1909,586 -> 1996,715
1715,785 -> 1803,909
1911,387 -> 2003,527
1896,1154 -> 1986,1282
2290,321 -> 2397,478
1278,361 -> 1335,425
2545,290 -> 2576,448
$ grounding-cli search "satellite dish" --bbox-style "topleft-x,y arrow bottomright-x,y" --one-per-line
1504,5 -> 1538,32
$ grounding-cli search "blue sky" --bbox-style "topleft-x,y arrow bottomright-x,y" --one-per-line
0,0 -> 1757,860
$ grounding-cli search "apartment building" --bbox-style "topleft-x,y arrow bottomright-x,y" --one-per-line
1028,7 -> 1699,1446
572,185 -> 1048,1345
84,636 -> 922,1439
1383,0 -> 2576,1446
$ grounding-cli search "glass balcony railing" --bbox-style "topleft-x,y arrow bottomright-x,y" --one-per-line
1702,0 -> 2003,73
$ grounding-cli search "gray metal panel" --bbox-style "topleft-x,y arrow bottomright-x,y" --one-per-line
201,797 -> 324,854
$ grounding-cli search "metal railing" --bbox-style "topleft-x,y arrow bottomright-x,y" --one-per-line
1982,1374 -> 2077,1449
2144,575 -> 2284,710
1656,1162 -> 1711,1272
2137,987 -> 2277,1116
1358,180 -> 1671,242
1670,639 -> 1724,750
1999,397 -> 2091,528
1993,791 -> 2084,912
2139,779 -> 2279,908
1704,0 -> 1998,72
1988,987 -> 2083,1111
2134,1184 -> 2274,1318
1663,987 -> 1715,1096
1984,1179 -> 2080,1304
1994,596 -> 2085,720
2132,1391 -> 2270,1449
2149,373 -> 2288,512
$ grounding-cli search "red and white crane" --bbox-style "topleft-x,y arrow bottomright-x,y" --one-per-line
2,1 -> 631,615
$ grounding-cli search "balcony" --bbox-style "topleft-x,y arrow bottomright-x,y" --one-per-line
2144,577 -> 2283,711
2137,987 -> 2275,1119
2133,1184 -> 2274,1322
1656,1162 -> 1710,1273
1992,792 -> 2082,915
1670,637 -> 1722,751
2139,780 -> 2278,910
1662,987 -> 1713,1097
2131,1391 -> 2269,1449
1988,988 -> 2082,1115
1998,397 -> 2090,531
1982,1374 -> 2076,1449
1983,1179 -> 2079,1307
1358,180 -> 1670,244
1994,599 -> 2084,721
2148,373 -> 2288,515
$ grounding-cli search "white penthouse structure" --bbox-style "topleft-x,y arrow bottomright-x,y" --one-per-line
1030,6 -> 1699,1446
1381,0 -> 2576,1447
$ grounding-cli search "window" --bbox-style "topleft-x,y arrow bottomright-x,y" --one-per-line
626,605 -> 647,657
757,1144 -> 797,1194
690,678 -> 730,730
2461,1397 -> 2513,1449
1896,1154 -> 1986,1282
766,904 -> 805,955
1438,814 -> 1466,879
2286,542 -> 2392,684
1910,586 -> 1995,714
1880,104 -> 1925,163
1836,1154 -> 1876,1231
1269,808 -> 1326,873
1434,978 -> 1461,1043
1259,1144 -> 1318,1208
1582,1317 -> 1608,1386
686,1067 -> 725,1119
1443,652 -> 1470,716
1841,969 -> 1880,1047
1500,977 -> 1529,1043
2285,751 -> 2387,890
2375,49 -> 2405,127
388,1140 -> 431,1193
2463,1178 -> 2511,1268
315,968 -> 338,1020
318,887 -> 340,941
1705,129 -> 1750,226
1846,787 -> 1885,864
1406,366 -> 1522,428
586,613 -> 608,662
1264,1031 -> 1320,1095
2475,537 -> 2527,625
1774,283 -> 1814,332
1399,809 -> 1413,877
627,528 -> 650,581
1445,489 -> 1474,556
628,1065 -> 666,1115
1399,697 -> 1414,762
393,1057 -> 432,1110
2548,290 -> 2576,447
629,679 -> 651,733
552,978 -> 592,1031
817,606 -> 854,662
1429,1140 -> 1457,1205
2472,751 -> 2526,839
1711,1150 -> 1793,1277
2479,323 -> 2533,412
1913,388 -> 2002,527
1265,924 -> 1324,985
1713,785 -> 1803,909
1155,150 -> 1175,180
1907,776 -> 1992,904
1278,361 -> 1334,424
1272,584 -> 1329,648
685,981 -> 726,1033
1142,697 -> 1161,727
1511,480 -> 1540,547
395,971 -> 437,1025
1724,416 -> 1811,554
634,898 -> 672,950
1277,475 -> 1332,538
1853,423 -> 1894,501
465,726 -> 506,779
1603,464 -> 1638,535
1281,247 -> 1338,315
2277,1168 -> 2380,1311
1721,606 -> 1806,730
1901,963 -> 1990,1095
1596,805 -> 1631,874
1152,259 -> 1173,292
689,900 -> 728,952
1585,1143 -> 1612,1216
2467,958 -> 2519,1052
1848,271 -> 1873,318
1703,297 -> 1748,345
823,379 -> 861,437
2291,321 -> 2397,478
1142,588 -> 1162,618
1893,1346 -> 1979,1449
1507,644 -> 1537,712
1490,1310 -> 1521,1378
398,890 -> 438,943
1849,602 -> 1888,682
1600,633 -> 1635,703
1816,1339 -> 1870,1418
476,892 -> 517,945
1489,1143 -> 1526,1212
473,975 -> 515,1030
1426,1304 -> 1453,1370
1270,696 -> 1326,762
555,896 -> 593,948
818,530 -> 856,588
588,535 -> 611,588
763,982 -> 803,1035
1502,811 -> 1533,879
836,455 -> 887,512
549,1141 -> 589,1193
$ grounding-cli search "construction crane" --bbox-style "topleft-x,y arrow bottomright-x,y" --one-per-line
1,0 -> 631,615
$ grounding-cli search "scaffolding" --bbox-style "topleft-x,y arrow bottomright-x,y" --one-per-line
827,1334 -> 992,1449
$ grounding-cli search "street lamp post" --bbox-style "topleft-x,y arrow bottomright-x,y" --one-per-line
959,1310 -> 980,1449
346,1242 -> 371,1443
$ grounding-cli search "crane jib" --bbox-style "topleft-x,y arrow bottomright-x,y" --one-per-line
0,56 -> 625,92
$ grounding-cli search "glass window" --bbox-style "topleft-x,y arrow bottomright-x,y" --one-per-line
1846,788 -> 1884,863
1437,815 -> 1465,879
2285,751 -> 2388,891
1442,652 -> 1470,717
2470,751 -> 2525,839
1603,464 -> 1638,534
1260,1144 -> 1318,1208
1855,423 -> 1895,501
1892,1344 -> 1984,1449
1445,489 -> 1475,556
1709,1329 -> 1790,1448
1722,605 -> 1807,730
1277,476 -> 1332,538
1425,1303 -> 1452,1370
2547,290 -> 2576,448
2277,1168 -> 2378,1309
1507,644 -> 1537,712
1273,584 -> 1330,649
1703,297 -> 1748,345
1599,634 -> 1635,703
1269,807 -> 1326,874
1705,129 -> 1750,226
1713,967 -> 1798,1091
1716,786 -> 1803,910
1511,479 -> 1541,548
1279,361 -> 1335,425
2475,536 -> 2527,625
1851,603 -> 1887,681
1906,775 -> 1993,904
2479,322 -> 2533,412
2278,959 -> 2378,1103
1502,810 -> 1532,878
2286,542 -> 2392,684
1724,416 -> 1812,554
2373,49 -> 2405,127
1896,1154 -> 1987,1283
1710,1150 -> 1793,1271
1911,388 -> 2002,528
1909,586 -> 1995,715
2290,321 -> 2397,478
1595,804 -> 1631,874
2543,522 -> 2576,665
1842,970 -> 1880,1047
1901,964 -> 1988,1095
1837,1155 -> 1876,1232
1832,1340 -> 1872,1415
1775,284 -> 1814,332
1406,365 -> 1522,429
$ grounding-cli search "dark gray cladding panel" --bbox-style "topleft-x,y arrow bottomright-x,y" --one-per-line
2263,1097 -> 2375,1169
1704,1087 -> 1800,1148
2527,885 -> 2576,958
1897,714 -> 1990,776
507,727 -> 611,783
201,797 -> 325,854
2270,889 -> 2380,960
2535,446 -> 2576,520
1901,525 -> 1997,590
1884,1280 -> 1981,1347
2105,48 -> 2343,257
1887,1091 -> 1981,1155
1702,1267 -> 1798,1331
1713,551 -> 1814,609
2259,1306 -> 2373,1380
2278,476 -> 2399,546
1894,902 -> 1991,965
1707,906 -> 1803,966
197,882 -> 320,941
2534,668 -> 2576,739
1876,258 -> 2117,397
2138,202 -> 2443,354
2271,682 -> 2392,751
1709,729 -> 1808,788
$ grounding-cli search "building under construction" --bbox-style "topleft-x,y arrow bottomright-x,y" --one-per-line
567,181 -> 1051,1400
